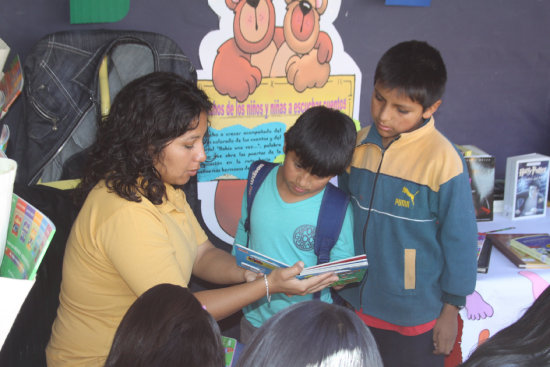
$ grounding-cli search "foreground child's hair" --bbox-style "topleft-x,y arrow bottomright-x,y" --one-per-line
104,283 -> 224,367
236,301 -> 383,367
284,106 -> 357,177
460,285 -> 550,367
374,40 -> 447,110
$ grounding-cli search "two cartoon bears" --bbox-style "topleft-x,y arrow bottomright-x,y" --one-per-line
213,0 -> 332,103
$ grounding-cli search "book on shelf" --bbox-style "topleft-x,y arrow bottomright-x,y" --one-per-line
486,233 -> 550,269
233,243 -> 368,287
503,153 -> 550,220
457,145 -> 495,221
476,233 -> 493,273
0,194 -> 56,280
509,234 -> 550,265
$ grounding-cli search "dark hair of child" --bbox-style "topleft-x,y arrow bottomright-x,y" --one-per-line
460,285 -> 550,367
284,105 -> 357,178
236,300 -> 383,367
78,71 -> 213,205
103,283 -> 224,367
374,40 -> 447,110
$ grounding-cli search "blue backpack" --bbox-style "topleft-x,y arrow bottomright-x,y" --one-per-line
243,160 -> 350,266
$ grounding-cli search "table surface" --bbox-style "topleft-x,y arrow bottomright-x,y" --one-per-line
460,209 -> 550,361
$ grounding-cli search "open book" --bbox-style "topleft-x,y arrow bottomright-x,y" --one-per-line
233,243 -> 367,287
0,194 -> 56,280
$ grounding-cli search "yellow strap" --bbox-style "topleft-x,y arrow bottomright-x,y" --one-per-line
98,56 -> 110,117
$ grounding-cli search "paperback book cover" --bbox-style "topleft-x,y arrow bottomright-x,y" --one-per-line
233,244 -> 368,287
0,194 -> 56,280
487,233 -> 550,269
510,234 -> 550,265
503,153 -> 549,220
457,145 -> 495,221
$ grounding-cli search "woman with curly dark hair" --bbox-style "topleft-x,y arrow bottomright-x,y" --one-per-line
46,72 -> 338,367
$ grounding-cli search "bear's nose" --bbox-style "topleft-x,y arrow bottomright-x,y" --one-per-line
299,1 -> 312,15
247,0 -> 260,8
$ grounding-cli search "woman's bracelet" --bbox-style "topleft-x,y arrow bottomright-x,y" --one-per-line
264,274 -> 271,303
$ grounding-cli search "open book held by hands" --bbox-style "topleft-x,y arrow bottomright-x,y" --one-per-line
233,243 -> 367,287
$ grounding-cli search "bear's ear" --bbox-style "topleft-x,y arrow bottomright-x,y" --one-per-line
226,0 -> 240,10
316,0 -> 328,15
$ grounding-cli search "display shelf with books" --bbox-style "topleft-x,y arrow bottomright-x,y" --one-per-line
503,153 -> 550,220
457,145 -> 495,221
463,212 -> 550,364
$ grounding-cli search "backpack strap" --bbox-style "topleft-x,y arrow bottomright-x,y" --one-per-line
314,182 -> 350,265
244,160 -> 277,245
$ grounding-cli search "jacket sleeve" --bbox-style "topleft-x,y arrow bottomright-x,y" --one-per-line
437,163 -> 478,307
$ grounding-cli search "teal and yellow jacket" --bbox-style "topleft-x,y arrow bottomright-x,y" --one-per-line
338,117 -> 477,327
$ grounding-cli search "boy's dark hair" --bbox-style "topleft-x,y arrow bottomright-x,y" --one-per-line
284,106 -> 356,177
236,300 -> 383,367
374,40 -> 447,110
104,283 -> 225,367
78,71 -> 213,205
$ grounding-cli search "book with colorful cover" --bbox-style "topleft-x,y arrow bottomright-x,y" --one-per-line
0,54 -> 23,120
233,243 -> 367,287
222,336 -> 243,367
510,234 -> 550,265
0,194 -> 56,280
487,233 -> 550,269
503,153 -> 549,220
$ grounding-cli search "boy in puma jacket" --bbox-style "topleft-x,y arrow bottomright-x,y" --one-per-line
338,40 -> 477,367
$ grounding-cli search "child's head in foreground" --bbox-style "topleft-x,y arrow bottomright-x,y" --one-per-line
104,283 -> 224,367
281,105 -> 356,199
236,300 -> 383,367
372,40 -> 447,146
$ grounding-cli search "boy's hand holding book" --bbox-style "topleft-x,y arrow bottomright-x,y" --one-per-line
267,261 -> 339,296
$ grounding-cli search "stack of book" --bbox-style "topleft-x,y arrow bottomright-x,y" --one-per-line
485,233 -> 550,269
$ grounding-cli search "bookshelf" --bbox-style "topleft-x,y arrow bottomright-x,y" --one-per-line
460,209 -> 550,362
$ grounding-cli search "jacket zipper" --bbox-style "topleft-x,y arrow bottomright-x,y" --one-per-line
358,136 -> 400,308
29,98 -> 95,185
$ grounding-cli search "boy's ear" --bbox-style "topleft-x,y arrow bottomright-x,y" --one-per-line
422,99 -> 442,119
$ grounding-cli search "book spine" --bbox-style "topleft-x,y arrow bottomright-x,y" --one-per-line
503,157 -> 517,218
510,240 -> 550,265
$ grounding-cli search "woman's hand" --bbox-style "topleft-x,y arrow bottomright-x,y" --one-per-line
267,261 -> 339,296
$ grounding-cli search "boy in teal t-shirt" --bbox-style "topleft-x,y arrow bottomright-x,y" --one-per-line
233,106 -> 357,344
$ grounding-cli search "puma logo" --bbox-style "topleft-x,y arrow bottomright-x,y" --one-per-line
402,187 -> 419,206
